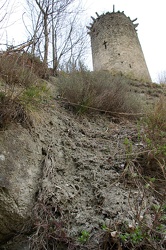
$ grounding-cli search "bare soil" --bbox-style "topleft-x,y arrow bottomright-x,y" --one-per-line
1,80 -> 165,250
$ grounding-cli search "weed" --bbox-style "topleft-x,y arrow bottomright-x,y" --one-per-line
102,224 -> 109,231
30,201 -> 75,250
145,96 -> 166,133
0,51 -> 46,129
20,82 -> 49,105
0,95 -> 32,129
115,97 -> 166,249
78,230 -> 90,244
120,226 -> 144,245
124,138 -> 133,155
0,91 -> 5,100
0,82 -> 49,130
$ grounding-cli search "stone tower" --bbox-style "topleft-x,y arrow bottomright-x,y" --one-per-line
87,8 -> 151,82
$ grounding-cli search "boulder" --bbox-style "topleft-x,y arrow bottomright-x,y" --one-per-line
0,125 -> 41,242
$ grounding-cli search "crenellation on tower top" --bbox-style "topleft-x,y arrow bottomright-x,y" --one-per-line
88,11 -> 139,34
132,18 -> 138,22
113,5 -> 115,12
91,16 -> 96,22
134,23 -> 139,29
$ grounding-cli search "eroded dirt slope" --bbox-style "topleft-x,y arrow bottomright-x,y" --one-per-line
0,93 -> 157,249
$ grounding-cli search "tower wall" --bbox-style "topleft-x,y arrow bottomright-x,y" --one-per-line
88,11 -> 151,82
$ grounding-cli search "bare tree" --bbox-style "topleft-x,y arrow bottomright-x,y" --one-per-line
25,0 -> 87,75
0,0 -> 13,45
158,71 -> 166,84
24,0 -> 42,55
0,1 -> 7,24
0,1 -> 35,51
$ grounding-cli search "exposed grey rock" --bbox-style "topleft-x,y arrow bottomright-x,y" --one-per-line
0,125 -> 41,242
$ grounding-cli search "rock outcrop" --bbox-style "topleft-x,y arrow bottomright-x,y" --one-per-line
0,125 -> 41,243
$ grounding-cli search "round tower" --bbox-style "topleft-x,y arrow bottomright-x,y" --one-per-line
87,9 -> 151,82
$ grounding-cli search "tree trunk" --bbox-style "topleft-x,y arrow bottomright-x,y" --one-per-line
51,10 -> 58,76
43,13 -> 48,67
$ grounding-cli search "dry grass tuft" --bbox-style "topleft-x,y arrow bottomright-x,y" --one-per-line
0,53 -> 38,86
58,69 -> 142,116
145,96 -> 166,133
0,93 -> 33,129
0,51 -> 49,87
0,51 -> 50,129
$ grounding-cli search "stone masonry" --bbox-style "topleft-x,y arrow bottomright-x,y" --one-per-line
87,9 -> 151,82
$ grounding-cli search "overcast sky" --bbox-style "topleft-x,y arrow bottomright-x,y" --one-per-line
2,0 -> 166,82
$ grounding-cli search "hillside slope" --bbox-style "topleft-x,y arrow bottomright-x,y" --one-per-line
0,80 -> 165,249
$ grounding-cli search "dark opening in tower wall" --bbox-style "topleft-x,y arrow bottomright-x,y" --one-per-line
103,41 -> 107,49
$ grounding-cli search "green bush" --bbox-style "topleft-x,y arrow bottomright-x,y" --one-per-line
58,69 -> 142,116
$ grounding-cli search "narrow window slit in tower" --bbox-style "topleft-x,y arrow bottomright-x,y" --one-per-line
129,64 -> 132,68
103,40 -> 107,49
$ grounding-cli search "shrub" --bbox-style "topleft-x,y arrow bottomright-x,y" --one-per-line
0,51 -> 50,87
143,96 -> 166,170
138,96 -> 166,197
0,52 -> 39,87
145,96 -> 166,133
0,81 -> 50,130
0,50 -> 50,129
20,52 -> 49,79
0,94 -> 32,129
58,69 -> 142,116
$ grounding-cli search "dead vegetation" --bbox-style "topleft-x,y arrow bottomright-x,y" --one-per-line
0,51 -> 49,84
0,51 -> 50,129
0,94 -> 32,129
0,56 -> 166,250
58,69 -> 142,116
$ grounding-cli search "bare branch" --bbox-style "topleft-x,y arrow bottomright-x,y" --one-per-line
24,0 -> 87,74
